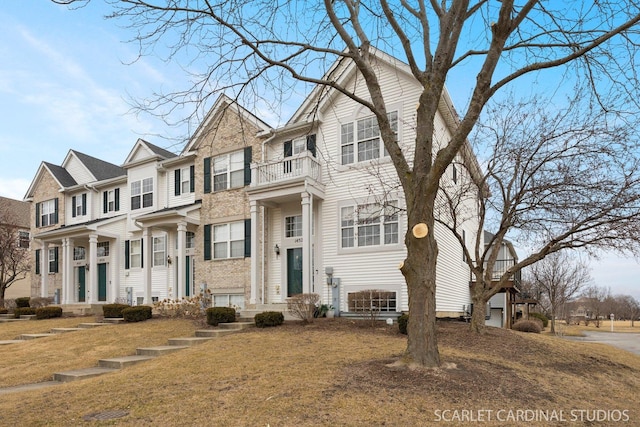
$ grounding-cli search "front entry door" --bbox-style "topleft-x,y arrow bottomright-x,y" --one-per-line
287,248 -> 303,296
98,263 -> 107,302
78,266 -> 86,302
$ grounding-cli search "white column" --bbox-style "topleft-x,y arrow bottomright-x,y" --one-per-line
62,238 -> 73,304
143,227 -> 153,304
111,238 -> 120,302
250,200 -> 259,304
40,242 -> 49,298
88,234 -> 98,304
177,222 -> 187,299
302,192 -> 311,294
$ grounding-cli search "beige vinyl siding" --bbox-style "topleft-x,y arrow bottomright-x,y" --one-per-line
65,155 -> 94,184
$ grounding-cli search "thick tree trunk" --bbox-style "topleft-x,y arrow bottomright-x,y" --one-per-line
401,214 -> 440,368
470,286 -> 488,333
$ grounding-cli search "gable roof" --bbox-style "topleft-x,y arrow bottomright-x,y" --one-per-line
43,162 -> 77,188
69,150 -> 125,181
182,94 -> 273,154
123,138 -> 177,166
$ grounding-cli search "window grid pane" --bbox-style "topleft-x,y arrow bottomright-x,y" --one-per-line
285,216 -> 303,238
130,240 -> 141,268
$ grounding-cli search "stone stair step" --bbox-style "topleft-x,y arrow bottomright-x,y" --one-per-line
18,333 -> 56,340
0,381 -> 61,395
77,323 -> 110,329
19,315 -> 37,320
218,321 -> 255,330
101,318 -> 125,324
195,329 -> 238,338
0,318 -> 26,323
0,340 -> 26,345
53,367 -> 118,383
137,345 -> 189,356
167,337 -> 214,347
98,355 -> 156,369
0,313 -> 12,318
50,327 -> 84,334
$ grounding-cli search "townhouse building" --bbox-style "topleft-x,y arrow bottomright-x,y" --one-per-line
25,49 -> 482,318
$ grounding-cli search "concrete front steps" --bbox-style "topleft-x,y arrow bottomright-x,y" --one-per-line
1,320 -> 256,391
240,304 -> 297,321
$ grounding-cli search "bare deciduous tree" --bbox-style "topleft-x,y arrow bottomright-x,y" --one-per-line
529,253 -> 591,334
54,0 -> 640,367
0,206 -> 30,308
582,284 -> 611,328
440,93 -> 640,332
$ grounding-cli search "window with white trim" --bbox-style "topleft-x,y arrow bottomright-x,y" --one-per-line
348,290 -> 397,312
153,236 -> 166,267
341,111 -> 398,165
285,215 -> 302,238
213,222 -> 244,259
213,150 -> 244,192
39,199 -> 57,227
97,242 -> 110,257
213,294 -> 245,309
73,247 -> 86,261
186,231 -> 195,249
48,248 -> 57,273
130,240 -> 141,268
107,190 -> 116,212
180,167 -> 191,194
131,178 -> 153,210
18,231 -> 29,248
75,195 -> 84,217
340,201 -> 399,248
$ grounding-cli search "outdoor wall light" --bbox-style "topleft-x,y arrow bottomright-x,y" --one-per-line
167,255 -> 172,265
274,244 -> 280,255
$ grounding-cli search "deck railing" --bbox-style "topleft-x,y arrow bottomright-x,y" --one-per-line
250,152 -> 321,187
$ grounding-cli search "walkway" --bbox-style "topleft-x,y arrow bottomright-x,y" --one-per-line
565,331 -> 640,356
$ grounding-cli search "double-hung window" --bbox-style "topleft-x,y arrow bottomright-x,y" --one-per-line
131,178 -> 153,210
341,111 -> 398,165
153,236 -> 166,267
341,200 -> 399,249
37,199 -> 57,227
213,151 -> 244,192
48,247 -> 58,273
180,167 -> 191,194
285,215 -> 303,238
213,222 -> 244,259
130,240 -> 141,268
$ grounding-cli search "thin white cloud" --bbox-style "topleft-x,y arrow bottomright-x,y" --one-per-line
0,178 -> 31,200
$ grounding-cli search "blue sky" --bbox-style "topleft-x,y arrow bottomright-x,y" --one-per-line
1,2 -> 638,301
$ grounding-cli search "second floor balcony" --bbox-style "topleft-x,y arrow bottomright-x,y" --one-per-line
250,152 -> 322,190
471,258 -> 522,288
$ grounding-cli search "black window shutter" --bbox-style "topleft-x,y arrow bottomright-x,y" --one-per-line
82,193 -> 87,215
53,247 -> 59,273
284,140 -> 293,157
141,238 -> 144,269
306,134 -> 317,157
244,146 -> 252,186
72,196 -> 77,218
115,188 -> 120,211
103,191 -> 108,214
203,157 -> 211,194
35,249 -> 40,275
35,203 -> 40,227
53,198 -> 59,224
124,240 -> 130,269
203,224 -> 211,261
174,169 -> 181,196
244,219 -> 251,258
190,165 -> 195,193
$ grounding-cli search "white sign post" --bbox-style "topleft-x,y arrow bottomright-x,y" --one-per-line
610,313 -> 615,332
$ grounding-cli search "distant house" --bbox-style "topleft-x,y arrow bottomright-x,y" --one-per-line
0,196 -> 31,300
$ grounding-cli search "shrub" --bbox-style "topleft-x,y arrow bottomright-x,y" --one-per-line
14,307 -> 36,318
35,306 -> 63,319
512,319 -> 543,333
255,311 -> 285,328
0,308 -> 8,315
15,297 -> 30,308
29,297 -> 53,308
153,296 -> 206,319
122,306 -> 153,322
529,312 -> 549,328
398,313 -> 409,335
103,303 -> 131,318
286,293 -> 320,323
4,299 -> 17,311
206,307 -> 236,326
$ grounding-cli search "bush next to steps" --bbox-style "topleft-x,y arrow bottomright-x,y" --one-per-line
254,311 -> 284,328
0,308 -> 8,315
206,307 -> 236,326
35,306 -> 63,319
13,307 -> 36,318
103,303 -> 131,318
15,297 -> 30,308
122,306 -> 153,322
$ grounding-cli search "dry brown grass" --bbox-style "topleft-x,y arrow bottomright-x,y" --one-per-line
547,320 -> 640,337
0,318 -> 639,426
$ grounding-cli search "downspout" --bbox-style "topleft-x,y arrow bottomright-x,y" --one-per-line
261,205 -> 266,305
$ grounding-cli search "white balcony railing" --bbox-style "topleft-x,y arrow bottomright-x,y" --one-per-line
250,152 -> 322,187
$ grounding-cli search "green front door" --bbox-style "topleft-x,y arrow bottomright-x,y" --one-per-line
287,248 -> 303,296
78,266 -> 86,302
98,263 -> 107,302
